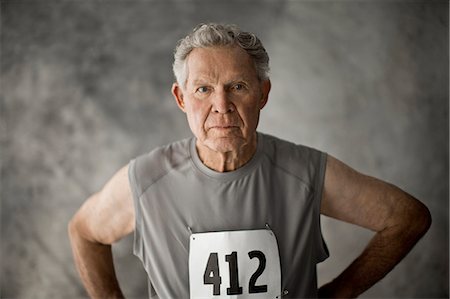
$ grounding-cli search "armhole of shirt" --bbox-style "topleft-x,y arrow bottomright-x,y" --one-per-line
128,158 -> 144,262
315,151 -> 329,263
129,158 -> 158,298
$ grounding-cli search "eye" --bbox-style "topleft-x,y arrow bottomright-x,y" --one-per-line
232,83 -> 246,91
196,86 -> 209,93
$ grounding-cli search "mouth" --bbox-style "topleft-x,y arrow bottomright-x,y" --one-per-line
206,125 -> 241,136
209,125 -> 239,130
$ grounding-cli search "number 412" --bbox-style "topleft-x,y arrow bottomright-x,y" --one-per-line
203,250 -> 268,296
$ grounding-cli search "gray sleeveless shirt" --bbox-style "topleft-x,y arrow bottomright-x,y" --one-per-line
128,132 -> 329,298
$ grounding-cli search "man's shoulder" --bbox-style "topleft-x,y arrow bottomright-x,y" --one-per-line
259,132 -> 327,188
260,132 -> 324,162
128,137 -> 192,194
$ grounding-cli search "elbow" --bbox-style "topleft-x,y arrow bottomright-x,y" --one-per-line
68,209 -> 87,244
414,202 -> 432,236
68,216 -> 80,243
385,191 -> 432,239
402,200 -> 432,240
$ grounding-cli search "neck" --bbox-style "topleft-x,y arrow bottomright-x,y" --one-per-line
196,134 -> 258,172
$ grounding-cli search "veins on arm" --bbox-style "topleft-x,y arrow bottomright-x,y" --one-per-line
318,156 -> 431,298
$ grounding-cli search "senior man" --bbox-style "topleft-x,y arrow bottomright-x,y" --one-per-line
69,23 -> 431,298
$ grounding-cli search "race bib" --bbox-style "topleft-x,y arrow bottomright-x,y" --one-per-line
189,229 -> 281,299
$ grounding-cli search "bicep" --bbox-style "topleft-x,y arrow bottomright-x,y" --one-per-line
72,164 -> 135,244
321,155 -> 425,232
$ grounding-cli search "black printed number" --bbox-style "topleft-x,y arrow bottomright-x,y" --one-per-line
203,252 -> 221,295
248,250 -> 268,293
203,251 -> 268,296
226,252 -> 243,295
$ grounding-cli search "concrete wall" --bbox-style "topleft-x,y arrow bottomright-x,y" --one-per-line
1,1 -> 448,297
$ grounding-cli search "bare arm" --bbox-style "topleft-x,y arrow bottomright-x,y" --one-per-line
68,165 -> 135,298
318,156 -> 431,298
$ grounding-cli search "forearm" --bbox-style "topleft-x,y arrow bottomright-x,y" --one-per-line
68,222 -> 124,299
319,208 -> 431,298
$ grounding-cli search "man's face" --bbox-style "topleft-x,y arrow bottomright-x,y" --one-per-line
172,46 -> 271,154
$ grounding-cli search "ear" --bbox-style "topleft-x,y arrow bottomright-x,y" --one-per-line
259,79 -> 271,110
171,83 -> 186,113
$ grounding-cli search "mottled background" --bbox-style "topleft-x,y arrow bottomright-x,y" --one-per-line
1,0 -> 448,298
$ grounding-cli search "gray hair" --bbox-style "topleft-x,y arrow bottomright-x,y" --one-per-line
172,23 -> 270,86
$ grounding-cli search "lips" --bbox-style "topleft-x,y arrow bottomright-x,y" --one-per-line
206,117 -> 241,131
208,125 -> 240,131
210,125 -> 238,129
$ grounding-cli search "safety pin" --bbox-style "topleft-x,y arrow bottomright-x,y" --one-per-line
275,289 -> 289,298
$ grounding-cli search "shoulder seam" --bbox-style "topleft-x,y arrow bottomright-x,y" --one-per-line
137,155 -> 191,199
261,150 -> 313,192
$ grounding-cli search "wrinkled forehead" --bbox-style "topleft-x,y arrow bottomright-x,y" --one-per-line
185,46 -> 259,84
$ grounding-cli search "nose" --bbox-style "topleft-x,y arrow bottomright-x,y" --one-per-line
211,90 -> 234,114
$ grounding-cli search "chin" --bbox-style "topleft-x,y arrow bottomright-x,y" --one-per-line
205,137 -> 246,153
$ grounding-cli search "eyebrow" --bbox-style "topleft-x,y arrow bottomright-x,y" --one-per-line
191,77 -> 250,86
191,79 -> 210,86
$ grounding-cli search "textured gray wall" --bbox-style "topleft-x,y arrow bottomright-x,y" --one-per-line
1,1 -> 448,298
